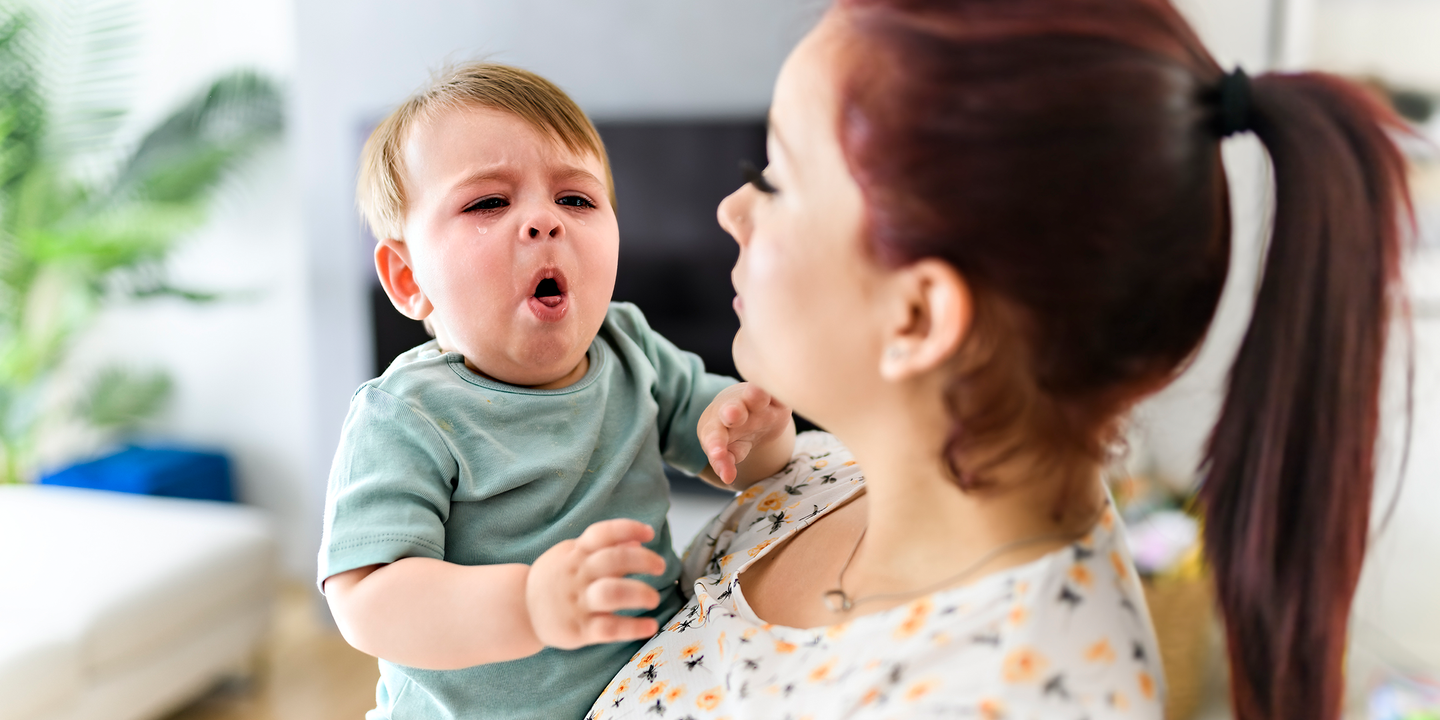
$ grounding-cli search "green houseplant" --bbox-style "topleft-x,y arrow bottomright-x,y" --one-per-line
0,3 -> 282,483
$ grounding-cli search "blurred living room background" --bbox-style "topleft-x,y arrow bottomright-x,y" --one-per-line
0,1 -> 1435,719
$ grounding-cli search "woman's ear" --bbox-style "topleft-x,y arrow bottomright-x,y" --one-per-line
374,239 -> 434,321
878,259 -> 971,381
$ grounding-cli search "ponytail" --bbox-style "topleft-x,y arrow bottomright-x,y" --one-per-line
1200,72 -> 1412,720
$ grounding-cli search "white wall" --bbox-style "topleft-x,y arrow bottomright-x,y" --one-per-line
1311,0 -> 1440,90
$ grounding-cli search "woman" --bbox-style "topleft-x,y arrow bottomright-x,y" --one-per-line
593,0 -> 1411,718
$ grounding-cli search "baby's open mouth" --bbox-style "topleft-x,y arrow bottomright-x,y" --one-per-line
533,277 -> 564,308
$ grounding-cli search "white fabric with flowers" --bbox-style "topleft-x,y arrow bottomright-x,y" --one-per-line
589,432 -> 1164,719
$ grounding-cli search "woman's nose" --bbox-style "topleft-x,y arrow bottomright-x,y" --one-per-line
717,188 -> 749,246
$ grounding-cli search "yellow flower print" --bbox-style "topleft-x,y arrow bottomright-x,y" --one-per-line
757,492 -> 786,512
738,485 -> 764,505
1001,647 -> 1048,683
812,459 -> 829,469
696,686 -> 724,710
808,657 -> 838,682
906,596 -> 934,616
860,688 -> 881,705
637,647 -> 663,666
681,643 -> 702,659
741,627 -> 759,641
639,681 -> 668,702
717,631 -> 726,658
1068,563 -> 1094,587
1138,670 -> 1156,700
904,678 -> 940,702
1111,550 -> 1129,580
1015,580 -> 1030,596
1084,639 -> 1116,664
747,539 -> 775,558
614,678 -> 632,695
774,639 -> 797,654
894,597 -> 934,639
761,623 -> 775,631
666,684 -> 687,703
843,460 -> 857,466
979,698 -> 1005,720
825,621 -> 851,639
1109,691 -> 1130,710
719,553 -> 736,568
895,615 -> 926,639
1007,605 -> 1028,627
1100,507 -> 1116,531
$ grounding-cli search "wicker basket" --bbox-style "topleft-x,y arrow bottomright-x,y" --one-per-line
1142,573 -> 1216,720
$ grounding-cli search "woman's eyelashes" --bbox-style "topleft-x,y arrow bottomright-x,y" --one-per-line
740,159 -> 778,194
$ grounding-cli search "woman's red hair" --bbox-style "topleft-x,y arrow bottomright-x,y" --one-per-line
830,0 -> 1412,717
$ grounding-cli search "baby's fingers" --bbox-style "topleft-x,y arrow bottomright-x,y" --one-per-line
583,614 -> 660,646
576,518 -> 655,553
718,397 -> 750,428
585,577 -> 662,613
582,544 -> 667,581
701,422 -> 738,484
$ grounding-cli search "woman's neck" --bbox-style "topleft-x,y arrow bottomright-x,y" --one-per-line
829,399 -> 1105,606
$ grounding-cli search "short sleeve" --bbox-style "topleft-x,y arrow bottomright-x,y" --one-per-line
613,304 -> 736,476
317,385 -> 460,591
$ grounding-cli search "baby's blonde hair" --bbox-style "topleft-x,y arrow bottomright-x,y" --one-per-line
357,62 -> 616,241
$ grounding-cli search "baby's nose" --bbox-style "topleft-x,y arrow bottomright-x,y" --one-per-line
527,224 -> 559,239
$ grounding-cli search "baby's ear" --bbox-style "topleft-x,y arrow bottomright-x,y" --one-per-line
374,239 -> 433,321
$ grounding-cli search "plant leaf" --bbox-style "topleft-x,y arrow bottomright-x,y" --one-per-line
111,70 -> 283,205
79,365 -> 171,430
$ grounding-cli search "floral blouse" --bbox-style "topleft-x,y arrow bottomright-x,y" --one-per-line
589,432 -> 1165,719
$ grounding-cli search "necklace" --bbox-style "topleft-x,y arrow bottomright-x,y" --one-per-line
821,512 -> 1102,613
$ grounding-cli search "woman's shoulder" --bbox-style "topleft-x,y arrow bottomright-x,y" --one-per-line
916,510 -> 1166,718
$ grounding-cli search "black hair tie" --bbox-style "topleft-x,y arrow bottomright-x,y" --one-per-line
1217,67 -> 1253,137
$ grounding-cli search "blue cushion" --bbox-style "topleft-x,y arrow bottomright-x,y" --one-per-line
40,446 -> 233,502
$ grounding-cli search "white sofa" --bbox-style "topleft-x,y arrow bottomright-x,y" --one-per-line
0,485 -> 276,720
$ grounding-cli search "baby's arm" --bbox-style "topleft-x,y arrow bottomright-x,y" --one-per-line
697,382 -> 797,491
324,518 -> 667,670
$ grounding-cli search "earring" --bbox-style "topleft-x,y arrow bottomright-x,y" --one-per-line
885,345 -> 907,361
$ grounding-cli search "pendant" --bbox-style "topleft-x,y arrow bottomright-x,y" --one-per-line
822,589 -> 853,612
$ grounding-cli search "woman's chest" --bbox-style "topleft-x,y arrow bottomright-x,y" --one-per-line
734,495 -> 869,629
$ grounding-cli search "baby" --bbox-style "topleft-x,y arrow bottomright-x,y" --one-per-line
318,63 -> 796,719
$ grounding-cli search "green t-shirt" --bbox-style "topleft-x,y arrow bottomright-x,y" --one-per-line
318,302 -> 735,720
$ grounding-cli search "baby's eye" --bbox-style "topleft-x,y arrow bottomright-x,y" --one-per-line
556,195 -> 596,209
464,197 -> 508,213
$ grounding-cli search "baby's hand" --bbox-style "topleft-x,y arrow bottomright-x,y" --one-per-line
525,518 -> 666,650
699,383 -> 792,485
